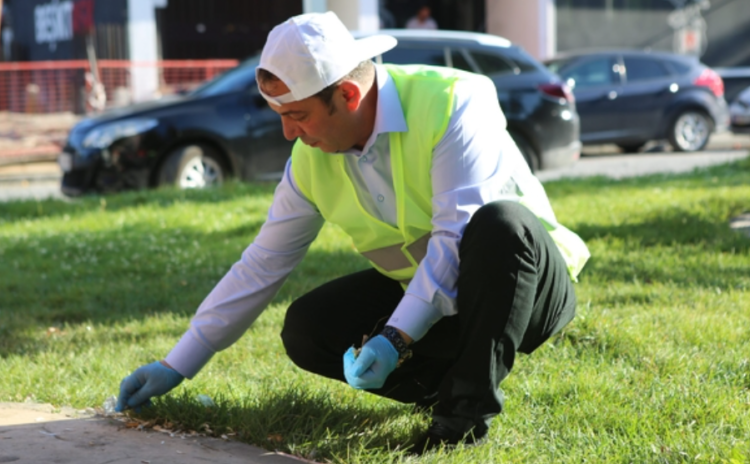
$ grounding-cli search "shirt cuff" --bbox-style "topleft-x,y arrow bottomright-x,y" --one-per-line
164,331 -> 215,379
386,294 -> 444,342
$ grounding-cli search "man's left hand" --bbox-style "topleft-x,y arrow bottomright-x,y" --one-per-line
343,335 -> 398,389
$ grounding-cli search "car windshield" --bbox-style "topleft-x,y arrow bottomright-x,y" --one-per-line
191,56 -> 260,97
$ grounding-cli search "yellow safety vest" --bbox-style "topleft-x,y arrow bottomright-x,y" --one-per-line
292,64 -> 589,283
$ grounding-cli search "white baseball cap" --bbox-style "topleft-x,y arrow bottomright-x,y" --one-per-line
257,11 -> 397,106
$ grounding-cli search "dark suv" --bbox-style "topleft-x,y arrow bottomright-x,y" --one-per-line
60,30 -> 580,195
370,29 -> 580,171
546,50 -> 729,152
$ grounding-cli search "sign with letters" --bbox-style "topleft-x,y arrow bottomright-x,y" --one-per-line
34,0 -> 74,52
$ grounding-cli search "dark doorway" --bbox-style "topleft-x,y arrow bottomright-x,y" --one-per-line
383,0 -> 486,32
157,0 -> 303,60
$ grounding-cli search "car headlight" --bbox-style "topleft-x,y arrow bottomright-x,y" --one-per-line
82,118 -> 158,149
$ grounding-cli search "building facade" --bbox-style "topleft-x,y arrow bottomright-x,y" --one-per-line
555,0 -> 750,67
7,0 -> 749,64
2,0 -> 748,104
9,0 -> 129,61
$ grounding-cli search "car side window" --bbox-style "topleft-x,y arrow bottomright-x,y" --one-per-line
502,49 -> 540,73
664,60 -> 691,75
469,51 -> 517,75
450,50 -> 474,72
192,62 -> 258,97
381,46 -> 447,66
623,57 -> 670,82
561,58 -> 619,89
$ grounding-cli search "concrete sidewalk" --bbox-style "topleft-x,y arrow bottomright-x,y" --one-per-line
0,161 -> 61,183
0,402 -> 311,464
0,161 -> 63,201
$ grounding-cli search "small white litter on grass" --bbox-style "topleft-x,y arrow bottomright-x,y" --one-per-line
196,394 -> 215,407
102,395 -> 118,415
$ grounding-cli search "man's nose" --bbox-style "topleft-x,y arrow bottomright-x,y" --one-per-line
282,120 -> 302,141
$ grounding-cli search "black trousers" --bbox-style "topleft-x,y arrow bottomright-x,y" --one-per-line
281,201 -> 577,425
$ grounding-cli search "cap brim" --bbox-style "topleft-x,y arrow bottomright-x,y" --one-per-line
353,34 -> 398,62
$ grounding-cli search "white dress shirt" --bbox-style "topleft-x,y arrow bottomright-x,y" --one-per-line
406,17 -> 438,30
166,64 -> 551,378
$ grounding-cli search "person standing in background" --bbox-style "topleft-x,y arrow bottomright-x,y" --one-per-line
406,4 -> 438,30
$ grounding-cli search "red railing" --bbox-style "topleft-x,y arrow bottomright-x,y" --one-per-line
0,59 -> 240,114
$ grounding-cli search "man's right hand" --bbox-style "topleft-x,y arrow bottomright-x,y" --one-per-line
115,361 -> 185,412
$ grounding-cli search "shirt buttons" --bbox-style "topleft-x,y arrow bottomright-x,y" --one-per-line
377,195 -> 385,202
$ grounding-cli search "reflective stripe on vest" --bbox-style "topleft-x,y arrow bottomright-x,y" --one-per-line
360,234 -> 430,272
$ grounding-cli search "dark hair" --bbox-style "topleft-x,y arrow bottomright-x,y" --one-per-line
257,60 -> 375,111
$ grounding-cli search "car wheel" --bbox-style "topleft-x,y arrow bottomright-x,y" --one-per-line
616,142 -> 646,153
510,133 -> 539,172
668,110 -> 711,152
158,144 -> 226,189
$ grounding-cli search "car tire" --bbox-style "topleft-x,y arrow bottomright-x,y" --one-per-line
616,142 -> 646,153
510,133 -> 539,172
668,110 -> 711,152
158,144 -> 226,189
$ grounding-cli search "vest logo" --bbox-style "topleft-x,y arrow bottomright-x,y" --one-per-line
34,0 -> 74,52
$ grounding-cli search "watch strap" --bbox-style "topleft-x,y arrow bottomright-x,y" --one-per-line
380,325 -> 413,367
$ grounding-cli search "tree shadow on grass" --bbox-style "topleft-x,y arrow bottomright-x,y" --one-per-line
148,385 -> 420,462
576,206 -> 750,249
574,206 -> 750,289
0,213 -> 367,357
0,181 -> 278,223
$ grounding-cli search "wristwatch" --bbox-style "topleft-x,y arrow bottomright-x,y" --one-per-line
381,325 -> 413,367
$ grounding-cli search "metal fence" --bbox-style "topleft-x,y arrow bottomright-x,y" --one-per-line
0,59 -> 239,114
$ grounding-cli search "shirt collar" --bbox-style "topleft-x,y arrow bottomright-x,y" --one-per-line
373,64 -> 408,135
343,64 -> 407,156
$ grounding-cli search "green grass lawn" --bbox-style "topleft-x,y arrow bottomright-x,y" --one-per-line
1,158 -> 749,463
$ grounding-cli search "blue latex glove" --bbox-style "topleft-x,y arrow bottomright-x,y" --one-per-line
343,335 -> 399,390
115,361 -> 185,412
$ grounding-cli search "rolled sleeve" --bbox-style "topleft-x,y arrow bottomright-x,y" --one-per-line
166,159 -> 324,377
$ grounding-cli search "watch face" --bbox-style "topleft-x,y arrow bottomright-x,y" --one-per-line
382,326 -> 412,362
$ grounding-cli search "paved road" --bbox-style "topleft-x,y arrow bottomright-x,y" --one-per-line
1,134 -> 749,202
537,149 -> 750,182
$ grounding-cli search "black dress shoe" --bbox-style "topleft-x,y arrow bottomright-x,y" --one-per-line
410,420 -> 488,455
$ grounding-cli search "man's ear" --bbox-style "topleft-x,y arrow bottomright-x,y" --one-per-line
337,81 -> 363,111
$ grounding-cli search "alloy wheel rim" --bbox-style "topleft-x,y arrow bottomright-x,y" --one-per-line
674,112 -> 709,151
178,156 -> 222,188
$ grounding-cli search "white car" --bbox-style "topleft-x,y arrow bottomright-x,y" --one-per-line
729,86 -> 750,132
